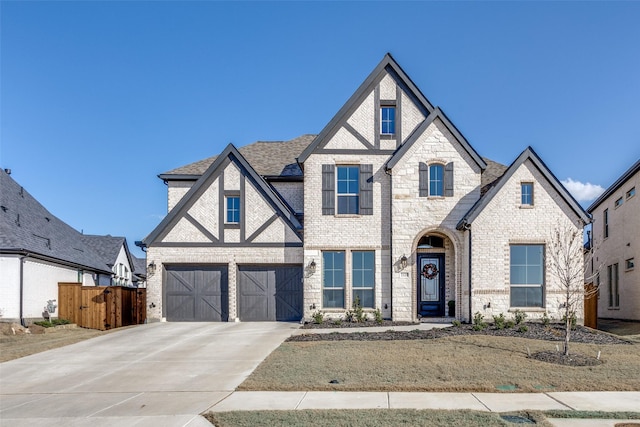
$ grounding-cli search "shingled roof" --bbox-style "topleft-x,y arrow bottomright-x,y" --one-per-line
158,134 -> 508,194
160,134 -> 316,180
80,234 -> 135,272
0,169 -> 112,273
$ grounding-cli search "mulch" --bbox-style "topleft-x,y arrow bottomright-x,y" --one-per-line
290,322 -> 633,346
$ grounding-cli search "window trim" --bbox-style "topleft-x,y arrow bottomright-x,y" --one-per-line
380,101 -> 396,136
509,244 -> 545,308
615,197 -> 624,208
322,251 -> 345,309
608,263 -> 620,308
626,187 -> 636,200
352,251 -> 375,308
428,163 -> 445,197
626,258 -> 635,271
336,165 -> 360,215
521,182 -> 534,206
603,208 -> 609,239
225,195 -> 241,224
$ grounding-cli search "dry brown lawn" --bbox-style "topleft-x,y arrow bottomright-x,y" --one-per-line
0,327 -> 107,362
239,335 -> 640,392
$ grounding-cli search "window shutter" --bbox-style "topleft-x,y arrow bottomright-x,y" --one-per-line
360,164 -> 373,215
444,162 -> 454,197
419,162 -> 428,197
322,164 -> 335,215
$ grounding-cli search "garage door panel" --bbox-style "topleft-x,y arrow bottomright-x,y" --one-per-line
165,266 -> 228,322
238,266 -> 302,321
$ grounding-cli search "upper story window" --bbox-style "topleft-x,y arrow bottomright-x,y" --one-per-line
226,196 -> 240,224
429,164 -> 444,196
626,258 -> 635,270
337,166 -> 359,214
380,106 -> 396,135
510,244 -> 544,308
615,197 -> 623,208
627,187 -> 635,199
603,208 -> 609,238
521,183 -> 534,206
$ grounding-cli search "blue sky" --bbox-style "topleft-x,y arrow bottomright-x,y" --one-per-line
2,1 -> 639,258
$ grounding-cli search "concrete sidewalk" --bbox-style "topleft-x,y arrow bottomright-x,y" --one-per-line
209,391 -> 640,426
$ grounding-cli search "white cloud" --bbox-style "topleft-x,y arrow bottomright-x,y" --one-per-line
561,178 -> 605,203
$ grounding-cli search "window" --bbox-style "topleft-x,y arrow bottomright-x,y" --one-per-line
323,251 -> 345,308
381,107 -> 395,135
429,164 -> 444,196
603,209 -> 609,238
337,166 -> 359,214
608,263 -> 619,308
510,245 -> 544,307
226,196 -> 240,223
352,251 -> 374,308
521,183 -> 534,206
615,197 -> 623,208
627,187 -> 636,199
626,258 -> 635,270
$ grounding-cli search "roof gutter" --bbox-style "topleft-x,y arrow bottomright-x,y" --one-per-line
0,249 -> 112,276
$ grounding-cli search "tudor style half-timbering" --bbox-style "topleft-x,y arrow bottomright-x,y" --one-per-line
144,54 -> 589,323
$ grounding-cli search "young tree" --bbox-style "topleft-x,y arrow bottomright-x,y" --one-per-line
546,222 -> 599,356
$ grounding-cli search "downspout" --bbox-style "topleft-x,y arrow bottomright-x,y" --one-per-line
19,252 -> 30,327
467,227 -> 472,323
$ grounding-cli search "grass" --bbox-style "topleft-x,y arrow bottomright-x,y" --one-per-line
205,409 -> 640,427
239,335 -> 640,392
0,327 -> 107,362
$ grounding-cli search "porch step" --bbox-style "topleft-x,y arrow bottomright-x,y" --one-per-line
419,317 -> 454,324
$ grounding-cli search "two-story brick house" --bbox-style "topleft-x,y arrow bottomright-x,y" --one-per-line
142,54 -> 589,323
587,159 -> 639,321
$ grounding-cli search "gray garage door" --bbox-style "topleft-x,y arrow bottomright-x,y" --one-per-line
238,266 -> 303,321
165,266 -> 228,321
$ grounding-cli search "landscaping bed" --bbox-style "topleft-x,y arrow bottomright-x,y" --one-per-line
301,319 -> 418,329
291,322 -> 632,346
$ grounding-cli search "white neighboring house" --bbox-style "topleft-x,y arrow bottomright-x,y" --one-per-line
0,169 -> 113,324
142,54 -> 590,324
587,159 -> 640,321
80,235 -> 136,287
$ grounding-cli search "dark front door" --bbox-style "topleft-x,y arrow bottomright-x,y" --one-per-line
417,254 -> 445,317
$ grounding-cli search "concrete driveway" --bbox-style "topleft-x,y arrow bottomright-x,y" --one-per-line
0,321 -> 299,426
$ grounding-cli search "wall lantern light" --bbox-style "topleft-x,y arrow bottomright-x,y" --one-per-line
400,255 -> 408,270
308,259 -> 316,274
148,261 -> 156,276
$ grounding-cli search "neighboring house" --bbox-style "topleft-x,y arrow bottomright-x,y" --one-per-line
587,159 -> 639,321
80,235 -> 136,287
131,255 -> 147,288
143,54 -> 589,323
0,169 -> 113,323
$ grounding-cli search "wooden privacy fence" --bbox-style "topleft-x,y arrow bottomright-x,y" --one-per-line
583,282 -> 598,329
58,283 -> 146,330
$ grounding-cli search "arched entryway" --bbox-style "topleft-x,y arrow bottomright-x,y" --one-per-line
414,232 -> 457,318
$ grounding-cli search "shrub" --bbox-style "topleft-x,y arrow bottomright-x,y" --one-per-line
452,319 -> 462,327
518,325 -> 529,333
332,319 -> 342,326
472,311 -> 487,331
33,318 -> 70,328
514,309 -> 527,325
492,313 -> 506,330
311,310 -> 325,324
344,310 -> 355,323
352,296 -> 367,323
505,320 -> 515,329
373,308 -> 383,324
541,312 -> 550,326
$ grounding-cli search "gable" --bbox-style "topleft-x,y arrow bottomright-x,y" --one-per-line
144,144 -> 302,248
298,53 -> 434,163
458,147 -> 589,229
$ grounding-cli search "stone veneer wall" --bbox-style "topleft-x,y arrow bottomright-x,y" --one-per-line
471,160 -> 584,322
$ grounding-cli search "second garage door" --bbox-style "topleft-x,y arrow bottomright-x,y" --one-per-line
165,266 -> 228,321
238,266 -> 303,321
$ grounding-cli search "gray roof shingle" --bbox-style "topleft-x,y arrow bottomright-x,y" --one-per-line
161,134 -> 316,179
0,169 -> 112,273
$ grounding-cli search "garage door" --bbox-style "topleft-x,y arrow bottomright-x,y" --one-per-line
238,266 -> 303,321
165,266 -> 228,321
